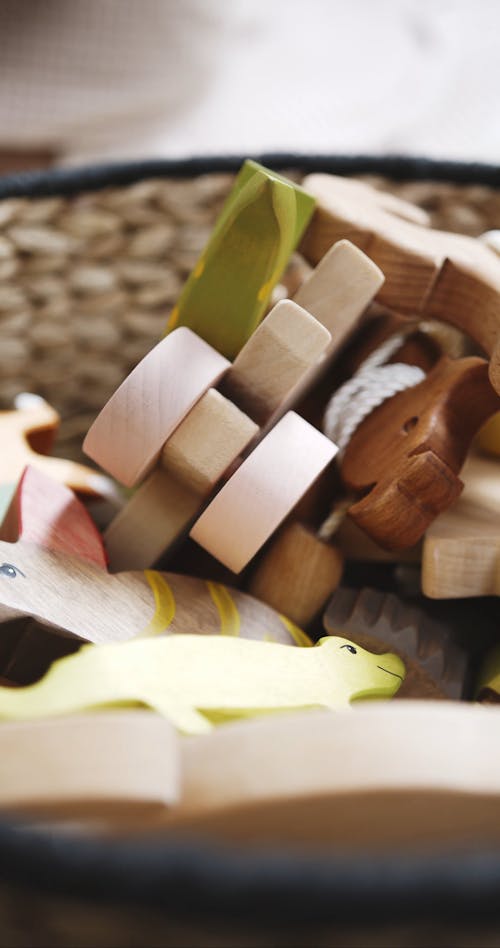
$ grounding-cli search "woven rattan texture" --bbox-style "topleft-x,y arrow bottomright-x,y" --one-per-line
0,172 -> 499,461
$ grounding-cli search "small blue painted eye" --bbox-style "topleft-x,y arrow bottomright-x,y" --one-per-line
0,563 -> 25,579
340,644 -> 357,655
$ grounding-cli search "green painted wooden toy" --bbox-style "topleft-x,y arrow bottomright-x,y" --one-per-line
0,634 -> 405,735
165,160 -> 316,358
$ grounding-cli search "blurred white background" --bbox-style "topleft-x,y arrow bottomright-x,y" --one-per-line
0,0 -> 498,166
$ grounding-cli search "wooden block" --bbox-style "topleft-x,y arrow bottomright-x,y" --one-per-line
0,712 -> 179,822
293,239 -> 384,341
323,586 -> 467,699
0,634 -> 404,735
477,410 -> 500,457
301,173 -> 500,394
104,391 -> 258,569
161,388 -> 258,494
339,356 -> 500,550
165,160 -> 315,358
248,522 -> 343,627
221,299 -> 331,425
0,393 -> 117,502
422,453 -> 500,598
166,704 -> 500,850
83,328 -> 230,486
191,413 -> 337,573
0,467 -> 308,649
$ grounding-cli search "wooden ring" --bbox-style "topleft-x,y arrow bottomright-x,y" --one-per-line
84,329 -> 230,486
190,412 -> 337,572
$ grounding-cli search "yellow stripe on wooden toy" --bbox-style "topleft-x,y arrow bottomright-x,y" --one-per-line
0,635 -> 405,735
165,160 -> 316,359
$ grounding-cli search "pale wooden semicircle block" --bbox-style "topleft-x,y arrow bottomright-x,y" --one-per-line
190,412 -> 337,572
83,328 -> 230,487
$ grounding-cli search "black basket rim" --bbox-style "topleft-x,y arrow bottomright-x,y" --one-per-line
0,152 -> 500,198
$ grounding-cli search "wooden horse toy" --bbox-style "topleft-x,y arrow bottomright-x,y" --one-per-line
0,466 -> 311,682
0,632 -> 405,734
300,173 -> 500,393
85,239 -> 383,573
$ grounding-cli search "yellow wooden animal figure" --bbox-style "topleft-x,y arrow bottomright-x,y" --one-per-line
0,634 -> 405,735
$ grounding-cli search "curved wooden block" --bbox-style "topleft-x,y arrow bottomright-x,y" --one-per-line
169,703 -> 500,849
0,712 -> 178,821
83,328 -> 230,486
190,413 -> 337,572
301,174 -> 500,394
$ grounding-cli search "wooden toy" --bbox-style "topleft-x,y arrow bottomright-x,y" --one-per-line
300,173 -> 500,393
169,703 -> 500,849
339,356 -> 500,550
0,634 -> 405,735
323,586 -> 467,699
0,392 -> 118,504
476,645 -> 500,701
477,410 -> 500,457
248,522 -> 344,627
165,160 -> 316,358
190,412 -> 337,573
0,712 -> 179,823
85,305 -> 334,570
422,453 -> 500,598
0,466 -> 311,652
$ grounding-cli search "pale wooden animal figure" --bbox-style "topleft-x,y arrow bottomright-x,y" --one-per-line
301,173 -> 500,393
0,467 -> 309,657
0,712 -> 179,824
422,453 -> 500,598
0,393 -> 117,507
0,634 -> 404,735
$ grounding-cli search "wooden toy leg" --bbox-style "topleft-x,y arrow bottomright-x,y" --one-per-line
190,413 -> 337,573
0,712 -> 179,823
248,522 -> 343,627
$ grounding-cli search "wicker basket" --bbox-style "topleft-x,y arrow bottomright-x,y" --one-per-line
1,154 -> 500,947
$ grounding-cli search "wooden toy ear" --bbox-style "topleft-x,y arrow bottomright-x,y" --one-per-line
0,466 -> 107,569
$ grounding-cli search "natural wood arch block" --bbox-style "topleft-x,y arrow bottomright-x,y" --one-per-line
301,173 -> 500,393
0,467 -> 307,653
339,356 -> 500,550
169,703 -> 500,849
422,453 -> 500,598
0,712 -> 178,822
0,394 -> 117,503
190,413 -> 337,573
84,328 -> 230,486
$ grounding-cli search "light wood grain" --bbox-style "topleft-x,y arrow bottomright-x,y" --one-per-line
422,453 -> 500,598
0,466 -> 310,650
248,522 -> 343,626
83,328 -> 230,486
301,173 -> 500,394
221,299 -> 331,425
164,703 -> 500,850
190,413 -> 337,573
0,712 -> 179,821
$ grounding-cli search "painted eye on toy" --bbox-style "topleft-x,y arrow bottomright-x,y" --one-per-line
340,644 -> 357,655
0,563 -> 25,579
